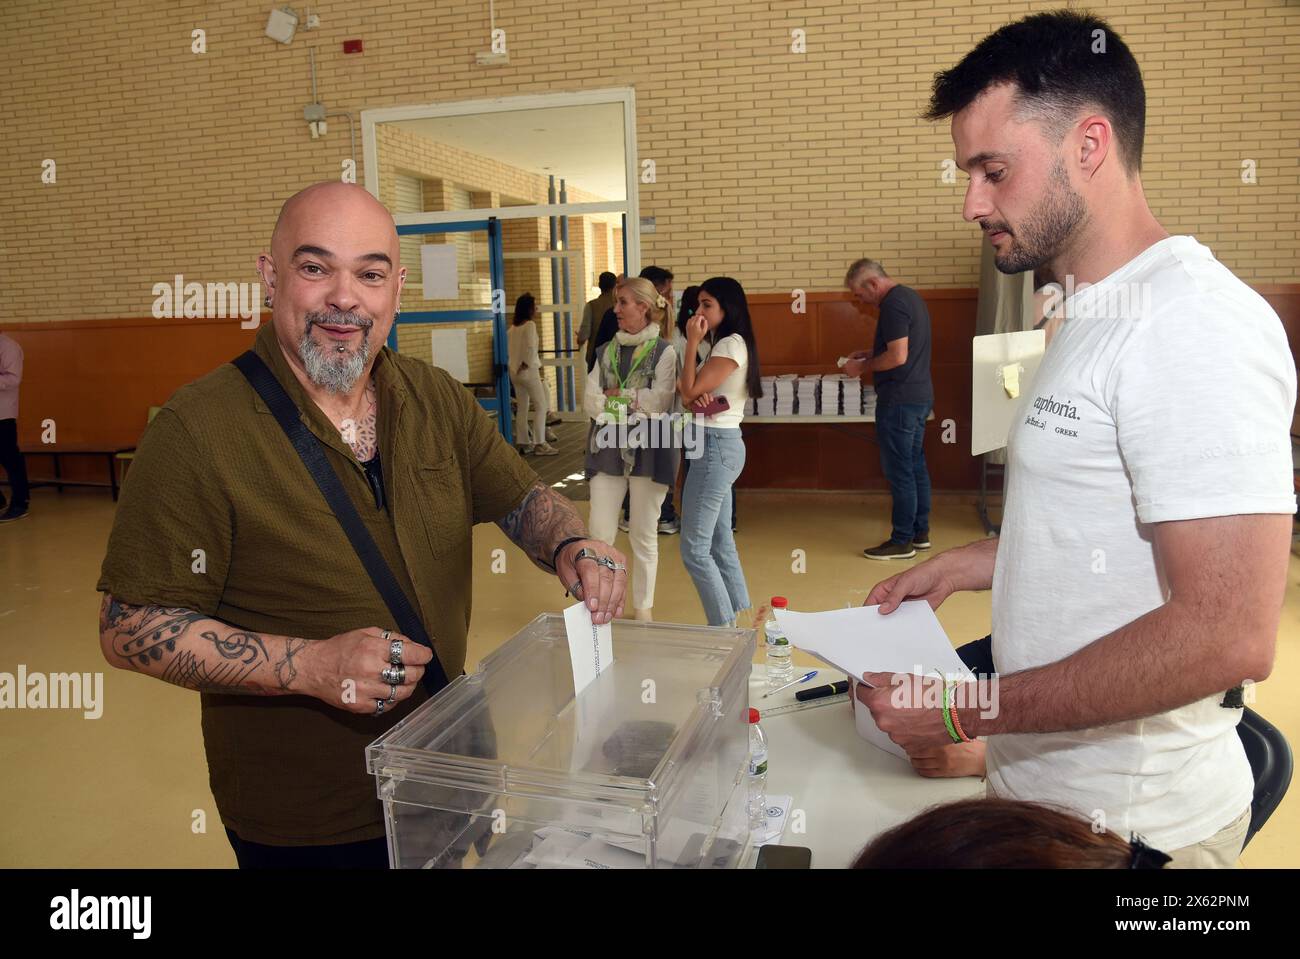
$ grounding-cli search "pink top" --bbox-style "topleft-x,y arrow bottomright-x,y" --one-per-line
0,334 -> 22,420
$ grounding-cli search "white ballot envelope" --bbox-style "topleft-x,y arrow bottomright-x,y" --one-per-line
971,330 -> 1046,455
773,602 -> 972,759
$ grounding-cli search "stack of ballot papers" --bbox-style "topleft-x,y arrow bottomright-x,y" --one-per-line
796,375 -> 821,415
843,379 -> 862,415
819,375 -> 842,416
862,384 -> 877,417
774,374 -> 798,415
756,376 -> 776,415
772,601 -> 973,760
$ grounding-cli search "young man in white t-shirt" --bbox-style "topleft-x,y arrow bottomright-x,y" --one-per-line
855,10 -> 1295,866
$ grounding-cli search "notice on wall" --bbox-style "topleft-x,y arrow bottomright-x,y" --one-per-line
420,243 -> 459,300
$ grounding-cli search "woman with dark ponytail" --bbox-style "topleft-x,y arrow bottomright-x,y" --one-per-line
676,276 -> 762,626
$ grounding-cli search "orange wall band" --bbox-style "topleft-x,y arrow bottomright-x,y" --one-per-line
7,286 -> 1299,491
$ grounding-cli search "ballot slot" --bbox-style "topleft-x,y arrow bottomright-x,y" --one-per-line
367,613 -> 755,868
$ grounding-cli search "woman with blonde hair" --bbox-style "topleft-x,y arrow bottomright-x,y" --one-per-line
582,277 -> 679,620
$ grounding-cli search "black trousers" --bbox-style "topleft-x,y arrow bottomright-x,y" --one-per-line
0,418 -> 28,508
225,828 -> 390,869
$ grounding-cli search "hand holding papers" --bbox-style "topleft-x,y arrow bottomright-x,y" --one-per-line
772,602 -> 975,759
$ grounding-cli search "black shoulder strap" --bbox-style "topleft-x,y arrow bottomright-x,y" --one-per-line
232,350 -> 449,695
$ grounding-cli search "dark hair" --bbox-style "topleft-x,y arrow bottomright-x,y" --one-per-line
512,292 -> 535,326
639,265 -> 673,289
924,10 -> 1146,175
676,285 -> 701,337
852,798 -> 1165,869
699,276 -> 762,400
598,271 -> 617,293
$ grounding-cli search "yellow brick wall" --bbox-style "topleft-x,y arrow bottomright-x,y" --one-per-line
3,0 -> 1296,330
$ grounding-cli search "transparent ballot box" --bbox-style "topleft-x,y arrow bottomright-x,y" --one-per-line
367,614 -> 756,868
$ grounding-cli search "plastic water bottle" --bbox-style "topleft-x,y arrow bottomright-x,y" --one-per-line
747,707 -> 769,833
765,597 -> 794,690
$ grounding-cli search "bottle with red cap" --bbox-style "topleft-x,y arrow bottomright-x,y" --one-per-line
764,596 -> 794,689
746,707 -> 769,833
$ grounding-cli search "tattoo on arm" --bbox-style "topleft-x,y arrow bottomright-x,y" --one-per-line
495,482 -> 588,572
275,638 -> 309,692
99,594 -> 281,696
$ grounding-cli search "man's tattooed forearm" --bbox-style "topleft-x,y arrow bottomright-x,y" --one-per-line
100,595 -> 279,695
496,482 -> 587,570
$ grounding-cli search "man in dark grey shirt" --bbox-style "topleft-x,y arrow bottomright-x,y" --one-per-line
843,259 -> 934,560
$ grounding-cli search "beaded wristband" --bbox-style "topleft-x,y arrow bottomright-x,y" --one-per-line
941,680 -> 962,744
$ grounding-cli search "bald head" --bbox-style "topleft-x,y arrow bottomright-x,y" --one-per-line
270,181 -> 400,263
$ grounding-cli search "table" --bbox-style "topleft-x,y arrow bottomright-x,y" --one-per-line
742,666 -> 985,868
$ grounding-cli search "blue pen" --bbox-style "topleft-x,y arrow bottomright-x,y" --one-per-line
761,669 -> 818,698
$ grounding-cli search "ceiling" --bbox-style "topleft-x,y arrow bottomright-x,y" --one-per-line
388,102 -> 628,209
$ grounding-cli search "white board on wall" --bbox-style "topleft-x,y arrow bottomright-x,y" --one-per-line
971,330 -> 1046,456
420,244 -> 459,300
430,328 -> 470,383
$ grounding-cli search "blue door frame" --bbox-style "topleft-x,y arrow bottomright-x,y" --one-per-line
390,217 -> 512,441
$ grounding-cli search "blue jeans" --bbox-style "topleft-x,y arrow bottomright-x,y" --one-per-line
876,402 -> 932,545
680,427 -> 750,625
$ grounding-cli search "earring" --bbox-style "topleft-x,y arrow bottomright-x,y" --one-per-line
264,295 -> 272,307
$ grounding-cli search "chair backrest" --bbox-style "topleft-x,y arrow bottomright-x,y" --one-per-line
1236,707 -> 1294,849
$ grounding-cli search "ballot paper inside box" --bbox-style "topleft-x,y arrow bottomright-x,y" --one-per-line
367,614 -> 755,869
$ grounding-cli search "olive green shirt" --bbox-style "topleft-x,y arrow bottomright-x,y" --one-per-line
97,322 -> 538,845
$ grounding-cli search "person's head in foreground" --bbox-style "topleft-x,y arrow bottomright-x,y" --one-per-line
852,799 -> 1172,869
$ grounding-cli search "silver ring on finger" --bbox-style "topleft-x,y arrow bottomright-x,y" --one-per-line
387,683 -> 397,703
374,698 -> 386,715
381,665 -> 405,685
389,638 -> 404,665
381,629 -> 392,643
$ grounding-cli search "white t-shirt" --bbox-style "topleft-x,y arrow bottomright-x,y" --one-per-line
701,333 -> 748,428
988,235 -> 1296,851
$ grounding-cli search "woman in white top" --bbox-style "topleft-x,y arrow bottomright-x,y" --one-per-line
582,277 -> 678,620
507,293 -> 557,456
676,276 -> 763,626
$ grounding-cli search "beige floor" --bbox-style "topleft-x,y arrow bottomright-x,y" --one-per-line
0,486 -> 1296,867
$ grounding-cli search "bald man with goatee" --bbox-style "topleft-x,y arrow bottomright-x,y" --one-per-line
97,182 -> 627,868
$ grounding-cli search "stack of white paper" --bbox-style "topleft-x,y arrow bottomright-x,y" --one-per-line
862,384 -> 877,418
756,376 -> 777,416
796,375 -> 821,416
819,375 -> 842,416
774,374 -> 798,415
843,379 -> 863,415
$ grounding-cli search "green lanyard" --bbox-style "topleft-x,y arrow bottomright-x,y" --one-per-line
606,336 -> 658,390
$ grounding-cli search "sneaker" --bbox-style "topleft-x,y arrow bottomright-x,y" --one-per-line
533,443 -> 560,456
519,444 -> 535,455
618,516 -> 630,533
912,530 -> 931,549
863,539 -> 916,561
545,429 -> 558,443
657,519 -> 680,535
0,505 -> 30,523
